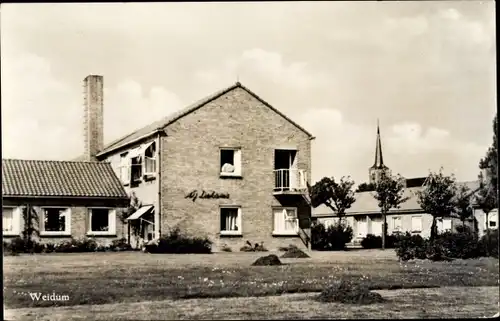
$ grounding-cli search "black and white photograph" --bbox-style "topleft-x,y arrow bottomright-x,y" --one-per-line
2,1 -> 498,320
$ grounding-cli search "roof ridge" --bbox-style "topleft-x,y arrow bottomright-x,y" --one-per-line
2,158 -> 109,164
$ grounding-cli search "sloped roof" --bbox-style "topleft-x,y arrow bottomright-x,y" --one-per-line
2,159 -> 128,199
312,180 -> 481,217
96,82 -> 314,157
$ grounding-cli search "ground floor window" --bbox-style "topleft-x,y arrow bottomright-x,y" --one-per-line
220,206 -> 241,235
41,208 -> 71,235
392,216 -> 402,231
437,217 -> 452,233
273,207 -> 298,235
411,216 -> 422,233
2,207 -> 20,235
88,208 -> 116,235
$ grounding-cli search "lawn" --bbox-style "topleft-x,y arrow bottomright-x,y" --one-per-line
3,250 -> 499,311
5,287 -> 499,320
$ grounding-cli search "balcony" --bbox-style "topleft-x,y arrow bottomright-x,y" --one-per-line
274,169 -> 307,195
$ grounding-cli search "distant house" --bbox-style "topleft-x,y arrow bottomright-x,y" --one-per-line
312,122 -> 497,244
2,159 -> 129,245
73,75 -> 314,251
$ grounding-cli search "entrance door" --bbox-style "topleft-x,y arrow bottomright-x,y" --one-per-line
274,149 -> 297,190
356,216 -> 368,238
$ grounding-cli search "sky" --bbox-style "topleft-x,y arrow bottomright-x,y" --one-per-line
1,1 -> 496,185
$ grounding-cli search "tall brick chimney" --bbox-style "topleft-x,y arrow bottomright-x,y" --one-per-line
83,75 -> 104,161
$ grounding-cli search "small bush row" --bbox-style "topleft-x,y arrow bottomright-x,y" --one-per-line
395,229 -> 498,261
3,237 -> 132,255
311,222 -> 353,251
144,228 -> 212,254
240,240 -> 268,252
360,233 -> 400,249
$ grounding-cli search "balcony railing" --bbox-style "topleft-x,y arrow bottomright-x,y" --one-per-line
274,169 -> 307,193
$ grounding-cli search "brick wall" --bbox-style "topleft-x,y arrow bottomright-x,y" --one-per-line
160,86 -> 312,251
83,75 -> 104,161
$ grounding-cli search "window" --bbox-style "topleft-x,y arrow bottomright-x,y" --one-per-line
41,208 -> 71,235
323,218 -> 336,228
3,207 -> 20,235
143,142 -> 156,176
131,156 -> 142,182
220,207 -> 242,235
88,208 -> 116,235
411,216 -> 422,232
273,208 -> 298,235
120,152 -> 130,184
490,221 -> 497,228
392,216 -> 402,231
220,148 -> 242,176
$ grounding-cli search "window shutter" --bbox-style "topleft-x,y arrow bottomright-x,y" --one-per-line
109,209 -> 116,234
13,207 -> 22,235
234,150 -> 242,175
64,208 -> 72,234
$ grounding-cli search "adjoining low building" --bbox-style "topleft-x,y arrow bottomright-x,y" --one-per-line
312,122 -> 498,244
2,159 -> 129,245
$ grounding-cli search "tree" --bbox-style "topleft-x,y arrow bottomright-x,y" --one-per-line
416,169 -> 458,242
21,204 -> 39,253
479,113 -> 498,198
454,184 -> 473,230
372,174 -> 409,249
308,176 -> 356,225
475,177 -> 497,253
356,182 -> 376,192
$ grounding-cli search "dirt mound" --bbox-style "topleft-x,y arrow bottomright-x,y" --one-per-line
316,280 -> 385,305
280,248 -> 310,258
251,254 -> 282,266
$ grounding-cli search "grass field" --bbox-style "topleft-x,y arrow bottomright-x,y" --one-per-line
5,287 -> 499,320
4,249 -> 499,312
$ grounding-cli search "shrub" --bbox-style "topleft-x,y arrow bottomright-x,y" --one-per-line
311,222 -> 353,251
53,237 -> 98,253
110,238 -> 132,252
479,229 -> 499,258
220,243 -> 232,252
239,241 -> 268,252
251,254 -> 282,266
43,243 -> 56,253
280,247 -> 310,259
394,232 -> 427,261
3,237 -> 46,254
278,244 -> 299,252
145,228 -> 212,254
361,234 -> 400,249
316,279 -> 385,304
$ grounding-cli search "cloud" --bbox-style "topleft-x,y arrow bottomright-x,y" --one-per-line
297,110 -> 487,184
195,48 -> 331,92
1,49 -> 183,160
103,80 -> 183,143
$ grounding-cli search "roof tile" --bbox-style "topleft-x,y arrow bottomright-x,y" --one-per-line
2,159 -> 128,199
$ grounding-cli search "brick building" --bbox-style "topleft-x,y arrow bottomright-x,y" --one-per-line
2,159 -> 129,244
81,75 -> 314,251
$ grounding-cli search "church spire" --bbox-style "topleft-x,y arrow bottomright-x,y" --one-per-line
372,119 -> 385,168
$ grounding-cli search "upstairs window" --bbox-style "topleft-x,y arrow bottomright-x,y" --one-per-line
220,148 -> 241,177
143,142 -> 156,176
131,156 -> 142,182
120,152 -> 130,184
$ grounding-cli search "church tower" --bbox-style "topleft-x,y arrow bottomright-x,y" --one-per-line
369,120 -> 391,184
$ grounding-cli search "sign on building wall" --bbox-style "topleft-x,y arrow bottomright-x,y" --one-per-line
185,190 -> 230,202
